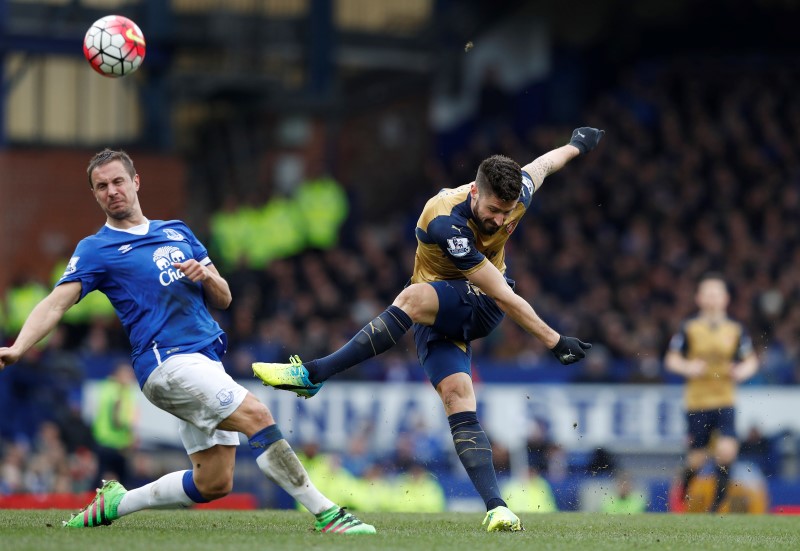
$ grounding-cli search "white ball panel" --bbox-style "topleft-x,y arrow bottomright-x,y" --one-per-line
105,45 -> 122,59
102,53 -> 121,65
110,33 -> 126,48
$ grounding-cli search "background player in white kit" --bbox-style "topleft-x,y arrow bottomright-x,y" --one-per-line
0,149 -> 375,534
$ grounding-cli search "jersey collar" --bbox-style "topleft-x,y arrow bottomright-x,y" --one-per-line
105,218 -> 150,235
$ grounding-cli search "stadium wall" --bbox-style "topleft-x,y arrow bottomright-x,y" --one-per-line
0,149 -> 186,294
83,381 -> 798,455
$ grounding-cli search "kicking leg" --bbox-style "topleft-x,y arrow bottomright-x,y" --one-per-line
253,283 -> 436,394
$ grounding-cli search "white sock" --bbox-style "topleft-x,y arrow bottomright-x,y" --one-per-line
255,440 -> 335,515
117,470 -> 195,517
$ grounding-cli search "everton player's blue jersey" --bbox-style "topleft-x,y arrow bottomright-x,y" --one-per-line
58,219 -> 225,387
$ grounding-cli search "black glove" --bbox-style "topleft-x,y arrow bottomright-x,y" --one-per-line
550,335 -> 592,365
569,127 -> 605,155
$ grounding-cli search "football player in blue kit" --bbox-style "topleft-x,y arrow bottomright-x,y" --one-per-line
254,127 -> 604,531
0,149 -> 375,534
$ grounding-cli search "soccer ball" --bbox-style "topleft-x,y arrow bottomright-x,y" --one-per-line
83,15 -> 146,78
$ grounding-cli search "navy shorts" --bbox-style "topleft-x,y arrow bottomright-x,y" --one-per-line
413,279 -> 506,387
686,407 -> 736,449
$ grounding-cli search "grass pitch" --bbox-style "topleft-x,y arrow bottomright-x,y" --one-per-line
1,509 -> 798,551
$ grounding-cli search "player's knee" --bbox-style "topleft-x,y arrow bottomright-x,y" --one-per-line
687,450 -> 707,470
195,474 -> 233,501
441,390 -> 465,412
249,401 -> 274,427
229,395 -> 275,435
715,439 -> 738,464
438,381 -> 473,413
393,284 -> 434,323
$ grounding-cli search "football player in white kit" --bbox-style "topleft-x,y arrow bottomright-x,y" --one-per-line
0,149 -> 375,534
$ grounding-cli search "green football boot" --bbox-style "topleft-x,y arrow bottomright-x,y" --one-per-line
314,506 -> 376,534
482,505 -> 523,532
252,355 -> 323,398
63,480 -> 127,528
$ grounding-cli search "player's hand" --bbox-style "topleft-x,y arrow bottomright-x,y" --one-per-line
173,260 -> 209,283
0,347 -> 22,371
550,335 -> 592,365
568,127 -> 605,154
684,359 -> 707,378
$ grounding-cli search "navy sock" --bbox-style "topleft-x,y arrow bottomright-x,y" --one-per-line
711,463 -> 731,512
307,305 -> 412,384
681,467 -> 696,493
248,424 -> 283,458
448,411 -> 506,511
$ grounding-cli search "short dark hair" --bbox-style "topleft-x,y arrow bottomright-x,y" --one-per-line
475,154 -> 522,202
698,271 -> 728,291
87,148 -> 136,188
699,272 -> 726,285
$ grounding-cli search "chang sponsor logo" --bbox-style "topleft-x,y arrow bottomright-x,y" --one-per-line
153,245 -> 187,286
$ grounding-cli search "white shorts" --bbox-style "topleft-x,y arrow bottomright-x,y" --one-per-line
142,352 -> 248,455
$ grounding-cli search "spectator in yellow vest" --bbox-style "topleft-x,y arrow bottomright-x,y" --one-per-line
295,177 -> 349,249
393,462 -> 447,513
4,280 -> 49,336
351,464 -> 396,512
601,475 -> 647,514
501,467 -> 558,513
92,361 -> 138,486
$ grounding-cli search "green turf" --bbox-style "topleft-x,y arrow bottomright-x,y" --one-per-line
1,510 -> 798,551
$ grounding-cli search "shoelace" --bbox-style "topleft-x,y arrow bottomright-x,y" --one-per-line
330,507 -> 362,527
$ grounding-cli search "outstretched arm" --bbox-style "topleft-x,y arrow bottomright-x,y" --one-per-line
522,127 -> 604,191
467,262 -> 591,364
0,281 -> 81,369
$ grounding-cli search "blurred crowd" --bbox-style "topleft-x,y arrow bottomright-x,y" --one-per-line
2,57 -> 800,499
215,58 -> 800,386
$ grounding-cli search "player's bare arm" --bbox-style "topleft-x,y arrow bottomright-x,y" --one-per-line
522,145 -> 581,191
0,281 -> 81,369
173,260 -> 232,309
466,263 -> 590,364
466,262 -> 560,348
522,126 -> 604,191
664,350 -> 707,378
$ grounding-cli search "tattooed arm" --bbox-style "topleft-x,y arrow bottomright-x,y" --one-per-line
521,127 -> 604,192
521,144 -> 581,192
